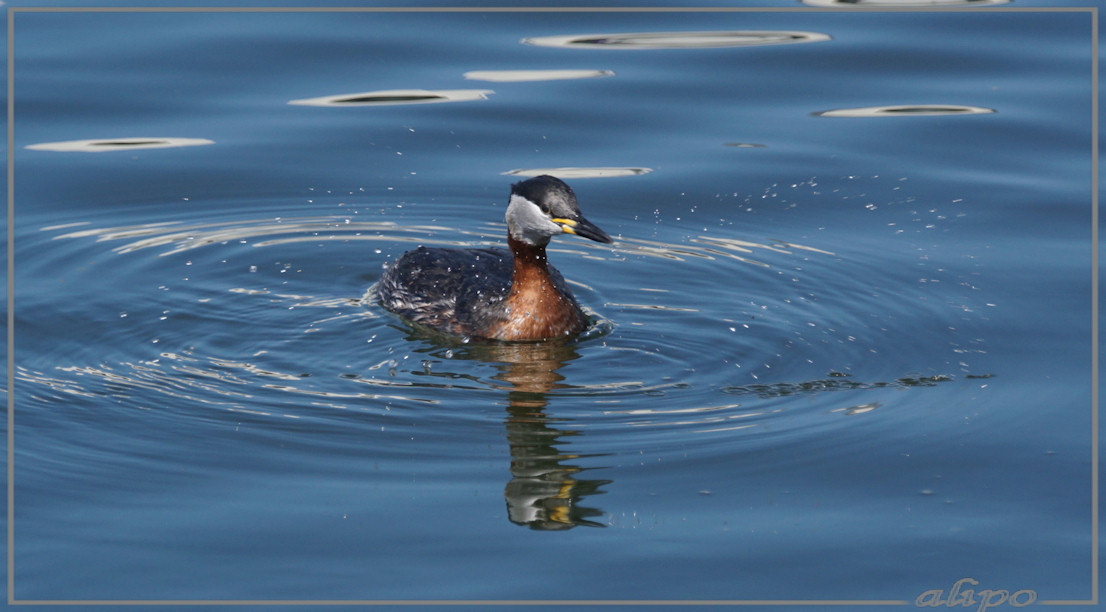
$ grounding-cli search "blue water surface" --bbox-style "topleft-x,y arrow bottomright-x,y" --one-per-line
5,3 -> 1098,609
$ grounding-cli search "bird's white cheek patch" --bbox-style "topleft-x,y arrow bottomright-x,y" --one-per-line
506,195 -> 561,245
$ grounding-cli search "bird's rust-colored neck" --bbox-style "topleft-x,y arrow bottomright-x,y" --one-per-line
488,234 -> 585,340
508,233 -> 552,280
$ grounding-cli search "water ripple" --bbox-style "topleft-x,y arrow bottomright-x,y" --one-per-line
20,201 -> 986,459
47,216 -> 491,256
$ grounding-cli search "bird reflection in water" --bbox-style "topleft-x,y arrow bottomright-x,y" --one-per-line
412,333 -> 612,530
492,341 -> 611,530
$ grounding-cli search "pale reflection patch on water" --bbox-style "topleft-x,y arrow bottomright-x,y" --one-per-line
464,69 -> 614,82
504,167 -> 652,179
801,0 -> 1008,6
26,137 -> 215,152
522,30 -> 831,50
288,89 -> 493,107
814,104 -> 996,118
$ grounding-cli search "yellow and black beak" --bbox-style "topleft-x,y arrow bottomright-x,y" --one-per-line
552,216 -> 613,244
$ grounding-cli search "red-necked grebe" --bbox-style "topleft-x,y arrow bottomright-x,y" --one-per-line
377,175 -> 613,341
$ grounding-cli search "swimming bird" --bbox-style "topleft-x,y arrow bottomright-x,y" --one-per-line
377,175 -> 613,341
